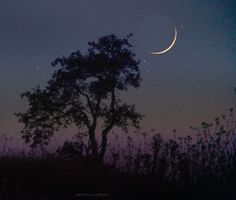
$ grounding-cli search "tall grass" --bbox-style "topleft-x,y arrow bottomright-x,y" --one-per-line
0,108 -> 235,199
106,109 -> 236,186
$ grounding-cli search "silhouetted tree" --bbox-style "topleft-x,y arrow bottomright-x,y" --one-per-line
16,34 -> 143,161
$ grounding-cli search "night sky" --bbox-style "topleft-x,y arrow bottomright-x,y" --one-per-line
0,0 -> 236,139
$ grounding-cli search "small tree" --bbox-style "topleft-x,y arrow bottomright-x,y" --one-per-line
16,34 -> 143,161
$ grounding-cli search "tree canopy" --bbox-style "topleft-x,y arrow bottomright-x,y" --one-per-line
16,34 -> 143,161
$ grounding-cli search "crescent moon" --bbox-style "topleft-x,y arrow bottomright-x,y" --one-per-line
150,27 -> 177,55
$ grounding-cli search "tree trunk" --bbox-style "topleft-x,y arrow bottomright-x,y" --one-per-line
88,129 -> 98,159
99,132 -> 108,162
99,124 -> 114,162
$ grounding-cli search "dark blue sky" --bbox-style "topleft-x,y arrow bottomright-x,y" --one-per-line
0,0 -> 236,137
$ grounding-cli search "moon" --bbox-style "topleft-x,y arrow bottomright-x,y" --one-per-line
150,27 -> 177,55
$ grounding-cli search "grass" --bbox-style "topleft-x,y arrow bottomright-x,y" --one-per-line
0,108 -> 236,200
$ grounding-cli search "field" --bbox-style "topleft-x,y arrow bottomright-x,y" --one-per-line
0,110 -> 236,200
